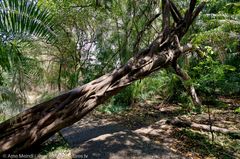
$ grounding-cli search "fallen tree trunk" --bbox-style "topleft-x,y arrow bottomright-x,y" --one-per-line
167,118 -> 240,139
0,0 -> 205,154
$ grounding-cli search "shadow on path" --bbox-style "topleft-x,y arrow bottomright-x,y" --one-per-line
61,108 -> 186,159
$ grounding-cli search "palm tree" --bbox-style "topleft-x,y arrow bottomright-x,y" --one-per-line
0,0 -> 56,115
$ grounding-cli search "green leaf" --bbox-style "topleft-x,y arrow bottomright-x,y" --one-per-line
0,0 -> 56,41
235,107 -> 240,113
223,65 -> 236,71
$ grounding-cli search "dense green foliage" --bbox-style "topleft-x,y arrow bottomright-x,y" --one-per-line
0,0 -> 55,116
0,0 -> 239,117
189,0 -> 240,97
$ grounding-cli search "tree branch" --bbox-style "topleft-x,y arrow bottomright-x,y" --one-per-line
162,0 -> 171,40
133,13 -> 161,53
167,117 -> 240,139
169,0 -> 183,23
172,62 -> 201,106
191,2 -> 206,24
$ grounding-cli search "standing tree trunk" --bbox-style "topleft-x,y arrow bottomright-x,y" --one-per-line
173,63 -> 202,106
0,0 -> 205,154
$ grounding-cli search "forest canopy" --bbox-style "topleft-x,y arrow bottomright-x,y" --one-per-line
0,0 -> 239,114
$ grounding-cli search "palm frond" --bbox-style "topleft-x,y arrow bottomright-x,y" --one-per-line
0,0 -> 56,41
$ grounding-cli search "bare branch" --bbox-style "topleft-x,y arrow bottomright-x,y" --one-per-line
191,2 -> 206,23
172,62 -> 201,106
70,4 -> 94,9
184,0 -> 197,23
133,13 -> 161,53
162,0 -> 171,40
174,1 -> 206,39
174,35 -> 181,48
189,0 -> 197,15
169,0 -> 183,23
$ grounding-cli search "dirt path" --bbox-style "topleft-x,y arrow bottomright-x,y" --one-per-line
60,100 -> 240,159
60,114 -> 186,159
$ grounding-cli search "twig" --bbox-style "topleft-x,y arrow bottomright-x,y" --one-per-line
208,104 -> 215,144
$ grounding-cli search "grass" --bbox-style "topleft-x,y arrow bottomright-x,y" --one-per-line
97,103 -> 130,114
34,133 -> 71,159
235,107 -> 240,113
0,114 -> 6,123
173,129 -> 239,159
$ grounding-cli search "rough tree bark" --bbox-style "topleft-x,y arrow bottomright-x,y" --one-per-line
0,0 -> 205,154
173,63 -> 202,106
